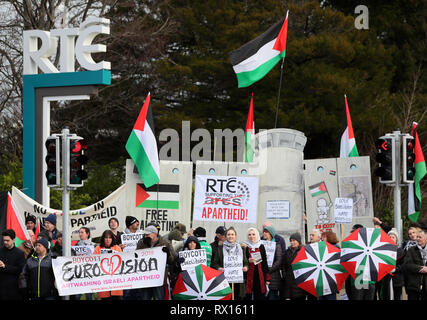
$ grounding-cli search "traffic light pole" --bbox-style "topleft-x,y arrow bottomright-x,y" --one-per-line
392,130 -> 403,242
61,127 -> 71,301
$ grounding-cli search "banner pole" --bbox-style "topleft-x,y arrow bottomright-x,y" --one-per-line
274,58 -> 285,128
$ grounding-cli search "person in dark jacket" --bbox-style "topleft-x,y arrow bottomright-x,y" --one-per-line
22,238 -> 57,300
210,226 -> 226,267
0,229 -> 26,300
282,232 -> 306,300
402,227 -> 427,300
262,226 -> 282,300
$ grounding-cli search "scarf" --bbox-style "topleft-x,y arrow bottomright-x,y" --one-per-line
244,227 -> 262,249
417,244 -> 427,265
223,240 -> 243,257
404,240 -> 417,252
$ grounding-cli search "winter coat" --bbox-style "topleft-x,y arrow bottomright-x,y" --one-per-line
244,244 -> 271,296
136,235 -> 174,286
402,245 -> 427,293
266,242 -> 282,291
0,245 -> 26,300
93,245 -> 123,298
211,243 -> 248,299
282,245 -> 306,299
22,252 -> 57,299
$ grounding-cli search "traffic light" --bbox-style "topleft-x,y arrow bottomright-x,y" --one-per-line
374,135 -> 396,184
45,136 -> 60,187
402,134 -> 416,184
68,137 -> 88,187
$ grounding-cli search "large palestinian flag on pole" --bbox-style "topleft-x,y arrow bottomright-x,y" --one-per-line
136,183 -> 180,209
244,93 -> 255,163
340,94 -> 359,158
126,93 -> 160,188
6,192 -> 30,247
230,11 -> 288,88
408,122 -> 426,222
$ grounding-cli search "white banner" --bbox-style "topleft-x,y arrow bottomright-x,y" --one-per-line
178,249 -> 207,271
52,247 -> 166,296
193,175 -> 259,224
11,185 -> 126,240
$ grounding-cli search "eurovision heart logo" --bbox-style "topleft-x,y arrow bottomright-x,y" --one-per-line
100,255 -> 122,276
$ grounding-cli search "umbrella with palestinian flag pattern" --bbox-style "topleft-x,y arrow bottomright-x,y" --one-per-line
172,264 -> 232,300
340,227 -> 397,282
291,241 -> 349,297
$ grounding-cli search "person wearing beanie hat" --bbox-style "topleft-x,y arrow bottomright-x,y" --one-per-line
210,226 -> 227,269
22,236 -> 57,300
44,214 -> 59,240
193,227 -> 212,267
262,226 -> 282,300
25,215 -> 37,233
109,217 -> 123,246
124,216 -> 140,234
282,232 -> 306,300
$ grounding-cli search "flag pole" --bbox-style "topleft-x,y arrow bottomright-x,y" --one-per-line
274,58 -> 285,128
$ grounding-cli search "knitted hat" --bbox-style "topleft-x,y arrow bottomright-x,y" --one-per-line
36,238 -> 49,251
388,228 -> 399,244
25,215 -> 36,224
142,225 -> 158,235
125,216 -> 139,228
263,226 -> 276,238
290,232 -> 302,244
45,214 -> 57,226
193,227 -> 206,238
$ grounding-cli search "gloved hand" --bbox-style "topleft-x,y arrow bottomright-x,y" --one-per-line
177,257 -> 185,264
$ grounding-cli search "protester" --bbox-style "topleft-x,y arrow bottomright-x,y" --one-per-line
17,229 -> 36,259
108,217 -> 123,246
243,227 -> 271,300
22,238 -> 57,300
379,228 -> 404,300
193,227 -> 212,267
319,231 -> 339,300
25,215 -> 37,233
309,229 -> 321,243
43,214 -> 59,240
211,227 -> 248,300
262,221 -> 286,254
0,229 -> 26,300
282,232 -> 306,300
262,226 -> 282,300
136,225 -> 174,300
168,229 -> 184,253
373,217 -> 392,233
51,232 -> 63,258
210,226 -> 226,266
402,227 -> 427,300
183,235 -> 201,251
93,230 -> 123,300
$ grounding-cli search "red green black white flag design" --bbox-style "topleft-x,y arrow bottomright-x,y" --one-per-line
340,94 -> 359,158
244,93 -> 255,162
126,93 -> 160,188
136,183 -> 180,210
408,122 -> 426,222
6,192 -> 30,247
230,11 -> 288,88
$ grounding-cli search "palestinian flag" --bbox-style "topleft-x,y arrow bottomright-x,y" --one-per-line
136,183 -> 180,209
309,182 -> 328,197
126,93 -> 160,188
244,93 -> 255,162
6,192 -> 30,247
340,94 -> 359,158
230,11 -> 288,88
408,122 -> 426,222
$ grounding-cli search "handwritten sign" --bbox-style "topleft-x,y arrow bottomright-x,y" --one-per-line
178,249 -> 207,270
121,232 -> 144,252
223,255 -> 244,283
334,198 -> 353,224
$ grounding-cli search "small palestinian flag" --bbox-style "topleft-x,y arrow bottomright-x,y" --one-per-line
309,182 -> 327,197
136,183 -> 179,209
230,11 -> 288,88
340,94 -> 359,158
126,93 -> 160,188
408,122 -> 426,222
6,192 -> 30,247
244,93 -> 255,163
